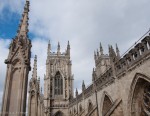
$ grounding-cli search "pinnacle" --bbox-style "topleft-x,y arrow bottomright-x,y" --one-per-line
100,42 -> 103,55
32,55 -> 37,79
47,40 -> 51,56
17,0 -> 29,38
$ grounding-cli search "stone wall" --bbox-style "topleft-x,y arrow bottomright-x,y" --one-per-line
69,35 -> 150,116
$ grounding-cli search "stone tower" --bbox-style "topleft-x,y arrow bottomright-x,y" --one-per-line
28,55 -> 42,116
1,1 -> 31,116
44,41 -> 74,116
94,43 -> 121,78
94,43 -> 111,77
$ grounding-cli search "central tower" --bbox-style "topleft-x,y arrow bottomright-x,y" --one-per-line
44,41 -> 74,116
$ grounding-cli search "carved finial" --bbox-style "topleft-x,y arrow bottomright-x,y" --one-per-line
109,45 -> 116,57
116,43 -> 121,59
76,88 -> 78,97
82,80 -> 86,91
92,68 -> 96,82
32,55 -> 37,79
67,41 -> 70,47
47,40 -> 51,56
57,42 -> 60,54
100,42 -> 103,55
94,51 -> 96,60
17,0 -> 30,38
108,45 -> 111,56
67,41 -> 70,56
97,49 -> 99,57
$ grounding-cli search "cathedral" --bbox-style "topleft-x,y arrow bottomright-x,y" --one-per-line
1,0 -> 150,116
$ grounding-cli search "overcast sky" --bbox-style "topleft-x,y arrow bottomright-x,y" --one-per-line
0,0 -> 150,109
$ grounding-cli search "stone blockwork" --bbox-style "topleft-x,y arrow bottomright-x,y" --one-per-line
43,41 -> 74,116
69,35 -> 150,116
1,0 -> 150,116
1,1 -> 31,116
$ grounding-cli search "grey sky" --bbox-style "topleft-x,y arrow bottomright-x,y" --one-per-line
0,0 -> 150,109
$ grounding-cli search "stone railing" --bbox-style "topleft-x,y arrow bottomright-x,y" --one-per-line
115,36 -> 150,77
50,104 -> 68,108
69,33 -> 150,107
95,68 -> 114,91
84,84 -> 94,98
69,67 -> 115,106
77,93 -> 83,102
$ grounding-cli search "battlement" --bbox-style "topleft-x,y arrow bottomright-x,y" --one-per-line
115,35 -> 150,78
69,67 -> 114,106
69,32 -> 150,106
47,41 -> 70,58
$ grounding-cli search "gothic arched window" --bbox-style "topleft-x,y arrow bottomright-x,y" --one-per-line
55,111 -> 63,116
88,100 -> 93,112
55,71 -> 63,95
102,94 -> 113,115
79,104 -> 82,113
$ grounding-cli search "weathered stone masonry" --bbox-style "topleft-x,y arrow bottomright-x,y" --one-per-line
1,0 -> 150,116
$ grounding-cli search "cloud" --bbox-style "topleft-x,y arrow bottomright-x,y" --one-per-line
28,0 -> 150,89
0,0 -> 24,14
0,0 -> 150,109
0,39 -> 10,109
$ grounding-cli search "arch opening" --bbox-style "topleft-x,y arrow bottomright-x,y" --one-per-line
102,93 -> 113,115
55,111 -> 64,116
129,76 -> 150,116
88,100 -> 93,112
54,71 -> 63,95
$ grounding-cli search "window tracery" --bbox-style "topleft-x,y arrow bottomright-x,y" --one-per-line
54,71 -> 63,95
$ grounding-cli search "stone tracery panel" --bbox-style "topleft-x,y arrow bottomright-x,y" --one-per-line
54,111 -> 64,116
8,68 -> 20,114
129,73 -> 150,116
101,92 -> 113,116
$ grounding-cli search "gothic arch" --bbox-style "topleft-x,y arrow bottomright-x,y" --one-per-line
100,91 -> 113,116
69,110 -> 72,115
54,111 -> 64,116
54,71 -> 63,95
88,99 -> 93,112
128,73 -> 150,116
74,107 -> 76,114
79,104 -> 83,113
53,69 -> 65,78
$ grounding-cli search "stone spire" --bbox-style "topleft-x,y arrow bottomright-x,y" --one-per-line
57,42 -> 61,54
94,51 -> 96,60
92,68 -> 96,82
116,44 -> 121,59
76,88 -> 78,97
82,80 -> 86,91
17,0 -> 29,38
32,55 -> 37,79
47,40 -> 51,56
97,49 -> 99,57
109,45 -> 116,58
67,41 -> 70,56
1,1 -> 32,115
100,42 -> 103,55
